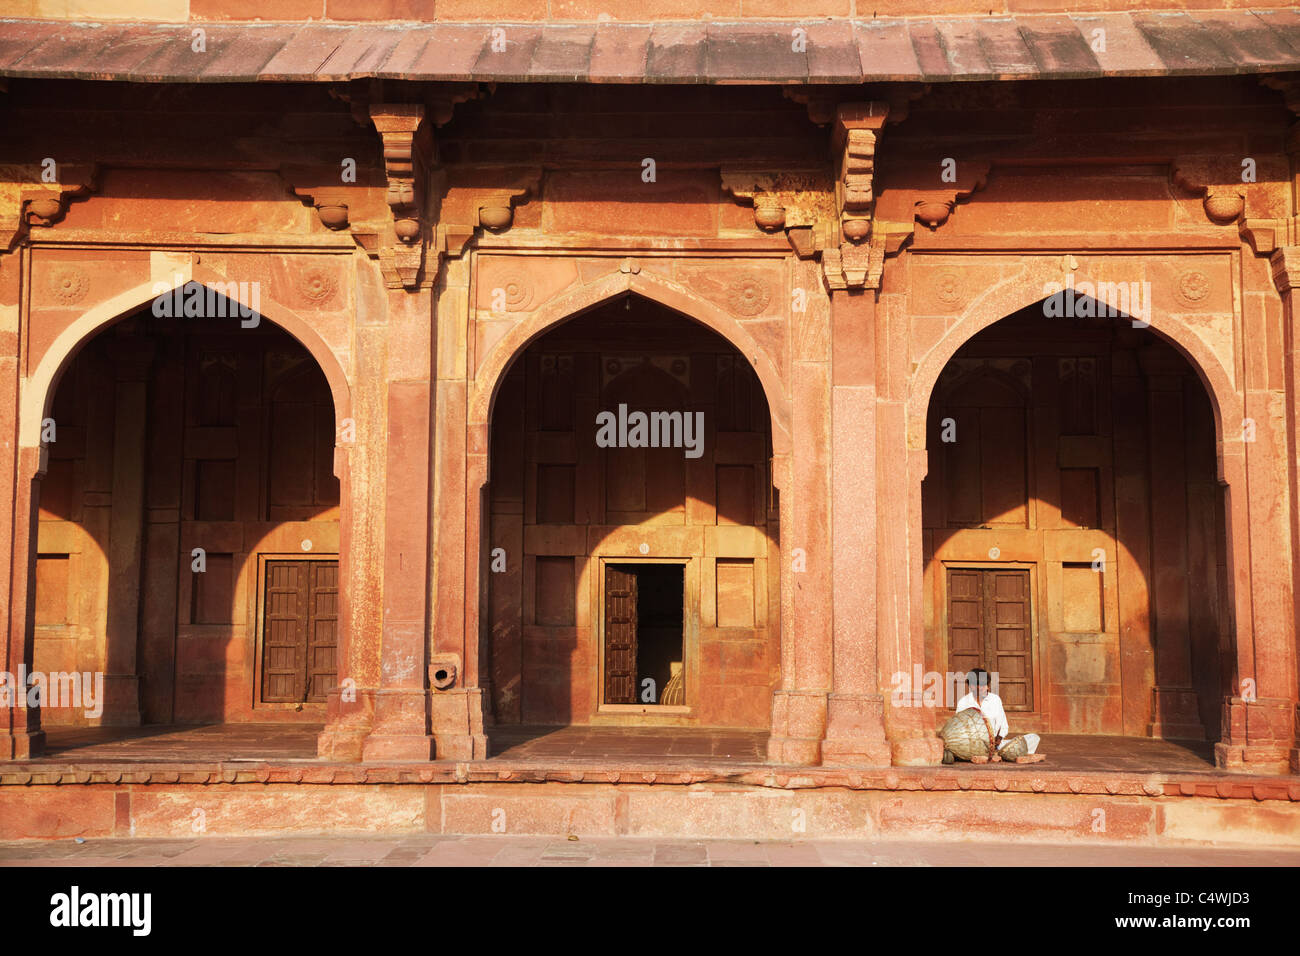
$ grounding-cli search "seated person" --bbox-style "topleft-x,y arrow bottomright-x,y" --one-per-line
948,668 -> 1043,764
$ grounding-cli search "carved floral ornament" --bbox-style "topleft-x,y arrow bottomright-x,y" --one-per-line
299,268 -> 339,303
47,265 -> 88,305
1176,270 -> 1212,306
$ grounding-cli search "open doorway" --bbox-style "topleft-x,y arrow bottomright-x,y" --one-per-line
603,563 -> 685,707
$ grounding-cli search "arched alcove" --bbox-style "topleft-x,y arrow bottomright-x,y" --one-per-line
483,293 -> 781,734
28,285 -> 345,742
919,298 -> 1233,754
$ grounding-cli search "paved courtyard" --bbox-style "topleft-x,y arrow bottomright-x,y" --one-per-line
1,835 -> 1296,867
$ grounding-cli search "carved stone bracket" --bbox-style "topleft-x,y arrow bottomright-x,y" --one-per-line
825,102 -> 889,290
2,162 -> 97,252
782,88 -> 841,127
783,84 -> 929,128
1269,246 -> 1300,294
721,168 -> 836,235
282,163 -> 355,231
822,219 -> 912,290
1240,77 -> 1300,257
908,163 -> 989,230
1172,158 -> 1248,226
436,167 -> 543,260
339,103 -> 434,290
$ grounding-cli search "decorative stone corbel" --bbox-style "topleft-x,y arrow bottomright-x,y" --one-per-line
2,162 -> 96,252
434,167 -> 542,261
282,164 -> 355,231
1241,218 -> 1300,257
721,168 -> 836,238
1269,246 -> 1300,295
782,87 -> 841,126
909,164 -> 989,231
823,101 -> 889,290
369,103 -> 433,289
1172,158 -> 1248,225
783,84 -> 929,128
1238,77 -> 1300,258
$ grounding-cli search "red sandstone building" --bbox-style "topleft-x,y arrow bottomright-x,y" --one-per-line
0,2 -> 1298,842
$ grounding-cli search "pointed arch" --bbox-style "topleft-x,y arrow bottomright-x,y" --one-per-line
907,281 -> 1243,487
468,269 -> 792,458
21,267 -> 351,458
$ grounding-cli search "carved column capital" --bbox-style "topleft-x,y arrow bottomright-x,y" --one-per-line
1269,246 -> 1300,294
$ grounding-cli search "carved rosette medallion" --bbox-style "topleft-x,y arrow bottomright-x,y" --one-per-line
48,266 -> 88,305
1176,270 -> 1211,307
934,271 -> 965,309
727,277 -> 772,317
300,269 -> 338,303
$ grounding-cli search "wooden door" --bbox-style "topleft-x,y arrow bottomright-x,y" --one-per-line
261,559 -> 339,703
604,566 -> 638,704
946,567 -> 1033,710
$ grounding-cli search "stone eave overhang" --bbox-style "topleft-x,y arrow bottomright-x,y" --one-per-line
0,12 -> 1299,84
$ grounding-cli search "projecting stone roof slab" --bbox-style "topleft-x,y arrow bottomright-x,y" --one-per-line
1,13 -> 1299,83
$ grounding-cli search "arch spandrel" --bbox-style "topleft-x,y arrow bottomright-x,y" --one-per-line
467,268 -> 793,460
906,265 -> 1244,485
20,267 -> 353,456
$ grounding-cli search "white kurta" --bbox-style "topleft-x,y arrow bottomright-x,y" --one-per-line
955,691 -> 1008,739
954,692 -> 1040,755
956,691 -> 1045,759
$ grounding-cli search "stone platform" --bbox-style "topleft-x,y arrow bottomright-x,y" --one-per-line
3,724 -> 1296,846
35,723 -> 1217,772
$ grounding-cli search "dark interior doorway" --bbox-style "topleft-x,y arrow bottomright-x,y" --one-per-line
603,563 -> 685,705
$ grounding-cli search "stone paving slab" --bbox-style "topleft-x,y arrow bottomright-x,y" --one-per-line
2,835 -> 1299,867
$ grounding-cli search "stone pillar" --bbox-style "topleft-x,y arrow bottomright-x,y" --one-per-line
1,449 -> 43,758
319,257 -> 386,761
0,250 -> 43,758
767,258 -> 832,765
99,333 -> 155,727
821,288 -> 890,765
1230,245 -> 1300,774
362,288 -> 437,761
1138,345 -> 1205,740
1210,248 -> 1297,773
878,288 -> 943,765
429,254 -> 487,760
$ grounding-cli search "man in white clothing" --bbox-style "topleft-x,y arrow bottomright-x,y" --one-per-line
949,668 -> 1043,763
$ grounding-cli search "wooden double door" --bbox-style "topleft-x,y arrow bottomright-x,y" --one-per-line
946,567 -> 1034,710
261,559 -> 339,703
